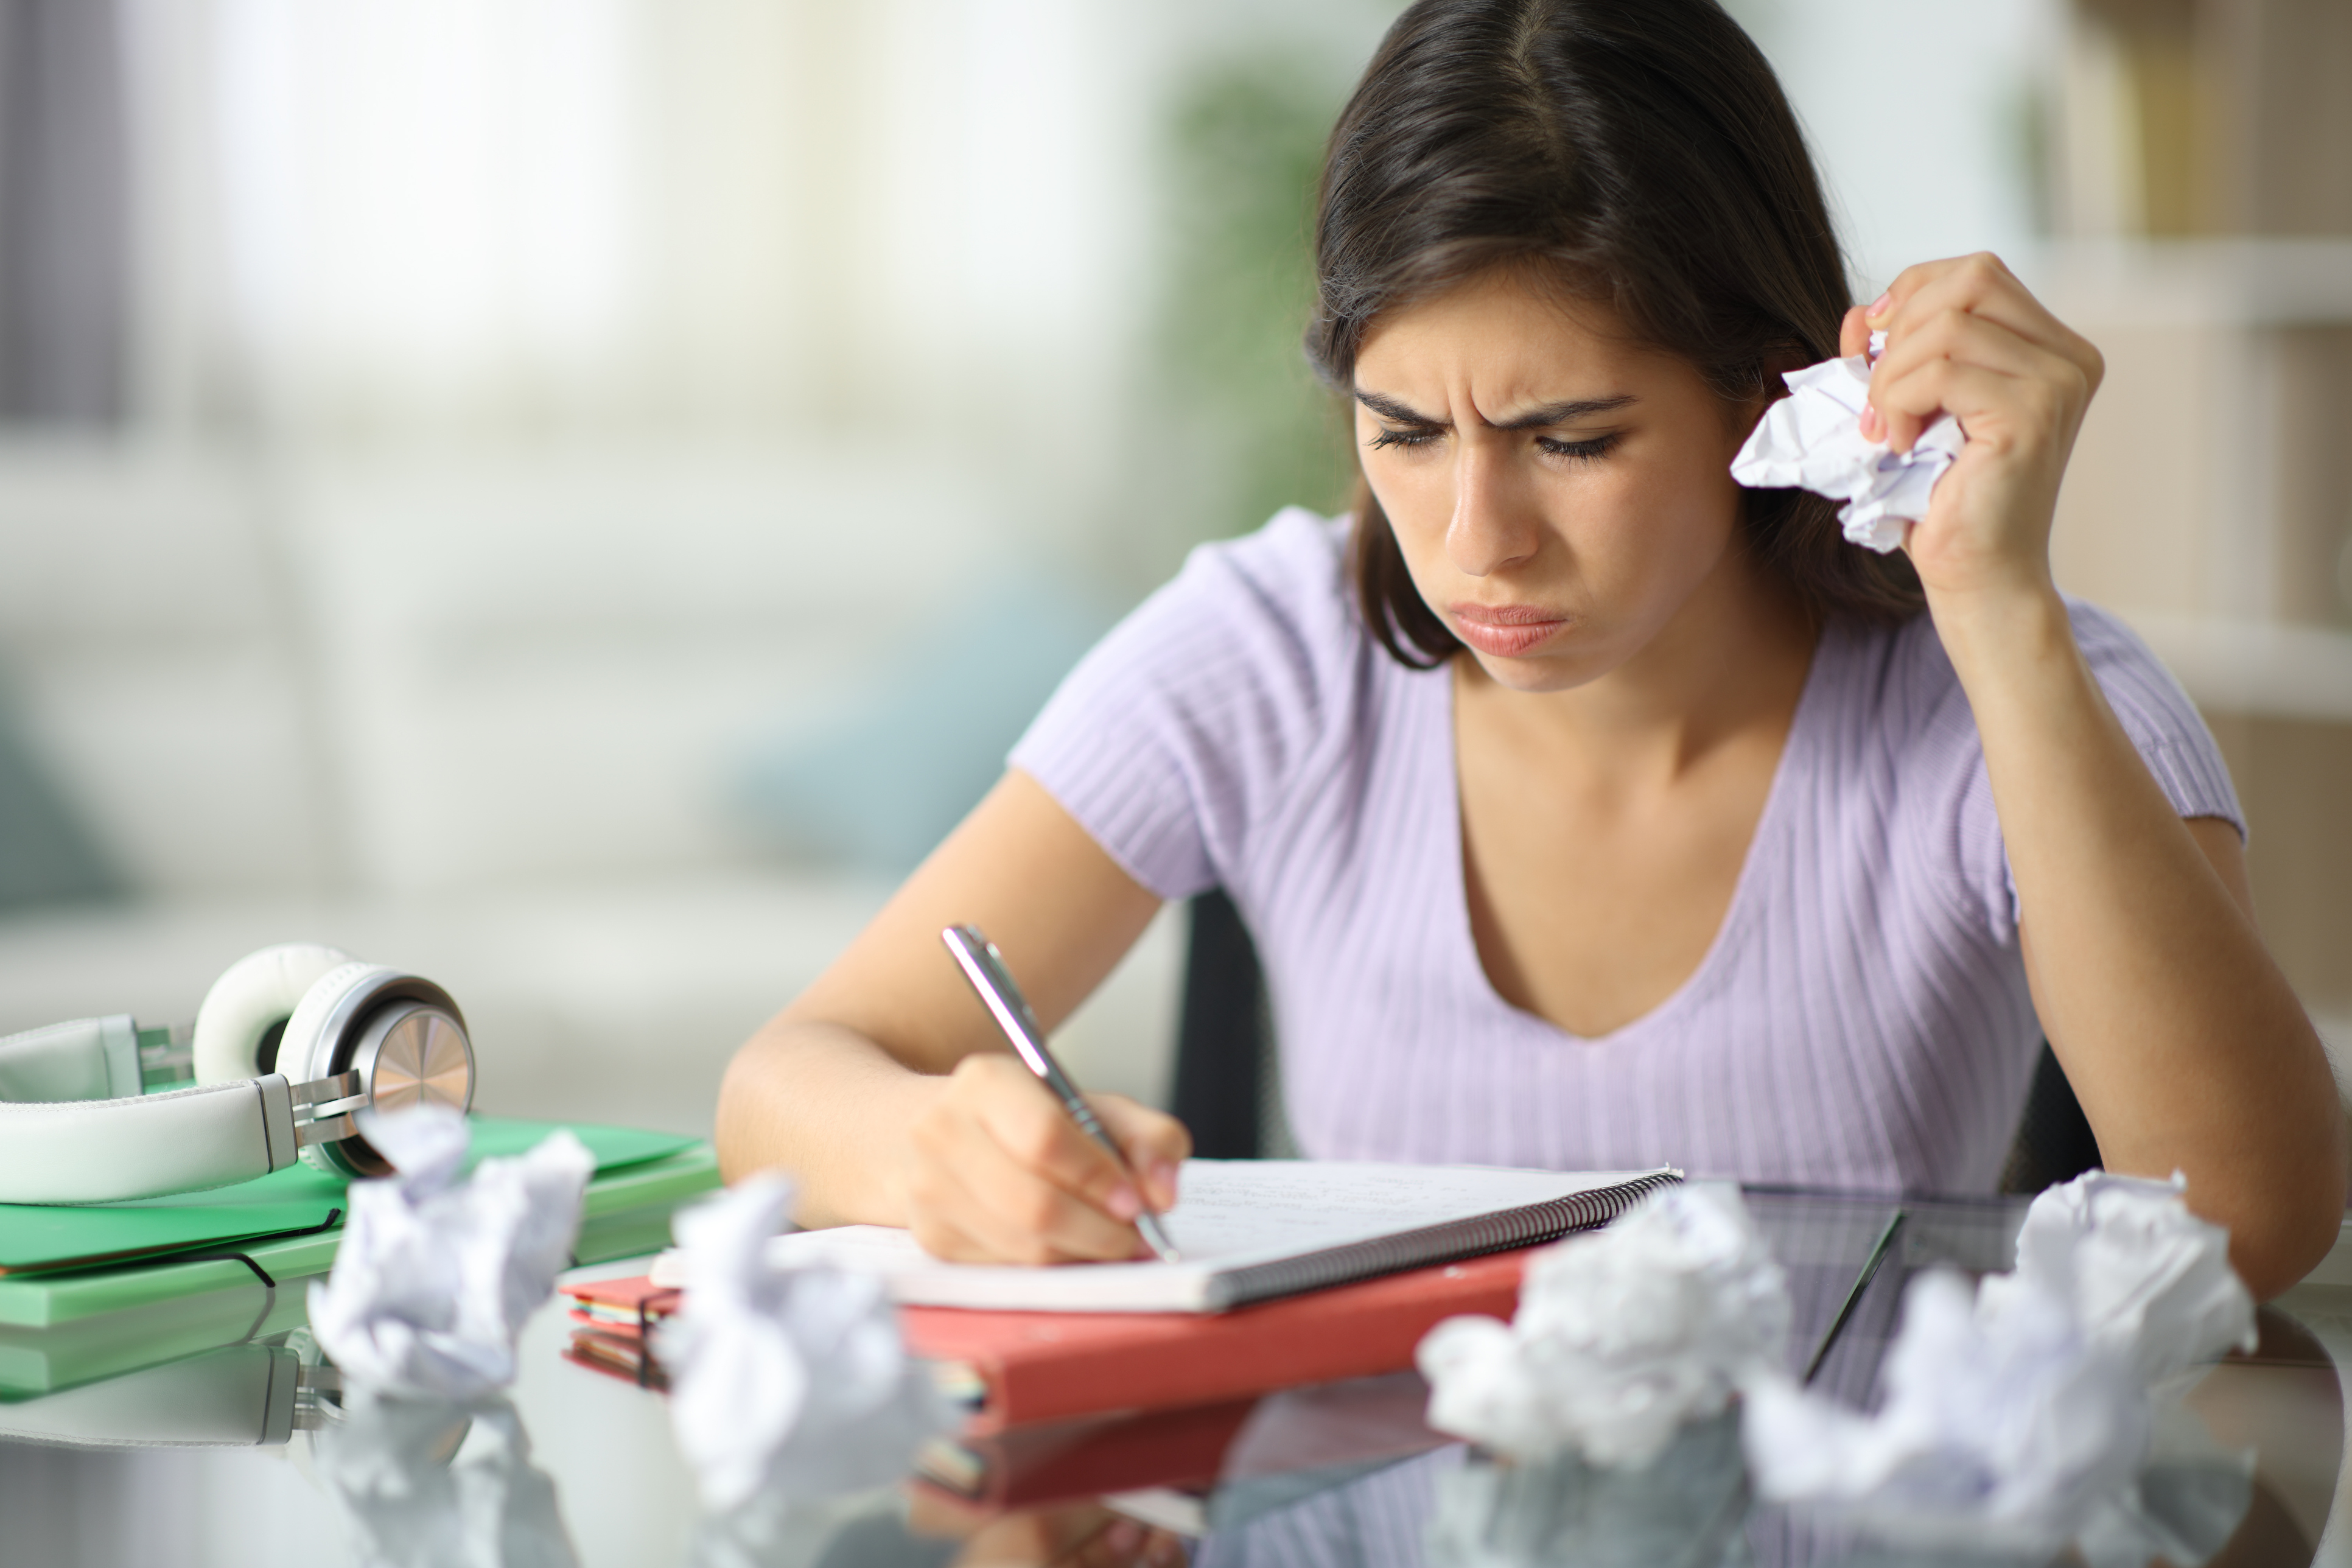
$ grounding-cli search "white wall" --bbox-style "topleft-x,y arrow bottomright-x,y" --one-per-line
1725,0 -> 2057,295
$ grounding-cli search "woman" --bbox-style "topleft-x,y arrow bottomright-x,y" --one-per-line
718,0 -> 2345,1298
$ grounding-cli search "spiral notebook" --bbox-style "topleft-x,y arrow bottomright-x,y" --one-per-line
651,1159 -> 1680,1313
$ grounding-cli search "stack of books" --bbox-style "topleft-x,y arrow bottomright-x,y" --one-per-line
0,1118 -> 719,1407
562,1275 -> 679,1390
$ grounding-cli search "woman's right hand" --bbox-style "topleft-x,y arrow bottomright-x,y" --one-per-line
902,1051 -> 1191,1264
718,771 -> 1185,1251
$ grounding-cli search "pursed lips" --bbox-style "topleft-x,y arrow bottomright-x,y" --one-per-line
1448,601 -> 1568,657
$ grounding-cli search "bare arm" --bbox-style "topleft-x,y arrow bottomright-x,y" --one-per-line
716,769 -> 1186,1261
1859,256 -> 2348,1298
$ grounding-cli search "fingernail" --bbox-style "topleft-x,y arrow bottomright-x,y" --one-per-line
1105,1518 -> 1143,1553
1866,290 -> 1892,318
1860,405 -> 1883,442
1105,1185 -> 1141,1220
1149,1160 -> 1180,1207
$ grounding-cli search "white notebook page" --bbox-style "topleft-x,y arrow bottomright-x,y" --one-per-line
656,1160 -> 1671,1312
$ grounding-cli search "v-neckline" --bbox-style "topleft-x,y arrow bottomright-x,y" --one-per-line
1435,626 -> 1830,1048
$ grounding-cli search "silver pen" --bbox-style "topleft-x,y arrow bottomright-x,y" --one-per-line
940,923 -> 1183,1263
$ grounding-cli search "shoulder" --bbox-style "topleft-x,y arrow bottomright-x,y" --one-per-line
1816,598 -> 2210,754
2054,599 -> 2242,830
1805,595 -> 2239,940
1161,507 -> 1358,651
1079,507 -> 1366,724
2059,600 -> 2210,735
1007,509 -> 1376,898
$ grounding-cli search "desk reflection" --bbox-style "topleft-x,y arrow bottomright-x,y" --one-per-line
0,1192 -> 2339,1567
1188,1398 -> 2262,1568
314,1391 -> 578,1568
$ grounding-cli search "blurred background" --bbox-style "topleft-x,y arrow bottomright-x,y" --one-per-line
0,0 -> 2342,1138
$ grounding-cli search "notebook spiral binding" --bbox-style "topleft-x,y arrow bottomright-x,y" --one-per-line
1202,1169 -> 1684,1312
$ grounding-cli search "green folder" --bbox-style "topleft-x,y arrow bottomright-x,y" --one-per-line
0,1279 -> 315,1399
0,1118 -> 720,1331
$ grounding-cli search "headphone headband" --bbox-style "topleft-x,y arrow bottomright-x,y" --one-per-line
0,1077 -> 298,1205
0,945 -> 477,1203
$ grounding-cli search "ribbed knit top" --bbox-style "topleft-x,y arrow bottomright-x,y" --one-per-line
1010,511 -> 2242,1194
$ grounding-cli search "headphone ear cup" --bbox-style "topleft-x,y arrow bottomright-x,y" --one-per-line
275,961 -> 387,1090
191,944 -> 354,1085
278,961 -> 404,1179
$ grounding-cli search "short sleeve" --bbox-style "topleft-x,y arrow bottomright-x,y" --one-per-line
1008,509 -> 1365,901
1936,600 -> 2244,943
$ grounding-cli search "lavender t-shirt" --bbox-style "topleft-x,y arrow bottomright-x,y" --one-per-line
1010,511 -> 2241,1194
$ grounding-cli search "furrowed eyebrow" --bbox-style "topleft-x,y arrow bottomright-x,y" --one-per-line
1353,390 -> 1444,426
1352,390 -> 1637,429
1494,395 -> 1636,430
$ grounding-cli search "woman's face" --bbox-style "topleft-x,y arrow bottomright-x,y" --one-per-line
1353,269 -> 1762,695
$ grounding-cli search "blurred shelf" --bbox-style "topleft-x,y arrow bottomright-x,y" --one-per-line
2124,612 -> 2352,725
2027,238 -> 2352,329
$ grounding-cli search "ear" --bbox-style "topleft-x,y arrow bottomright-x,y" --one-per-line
1726,345 -> 1814,443
1760,343 -> 1811,383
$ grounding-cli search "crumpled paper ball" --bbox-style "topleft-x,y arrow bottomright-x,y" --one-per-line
1741,1169 -> 2258,1565
309,1105 -> 594,1402
654,1175 -> 953,1514
1730,331 -> 1964,552
1990,1171 -> 2256,1386
1418,1184 -> 1790,1469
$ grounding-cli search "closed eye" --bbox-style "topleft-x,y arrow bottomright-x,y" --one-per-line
1363,419 -> 1625,460
1538,432 -> 1622,461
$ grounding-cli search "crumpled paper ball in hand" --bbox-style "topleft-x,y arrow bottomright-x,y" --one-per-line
1729,331 -> 1963,553
308,1105 -> 594,1402
655,1175 -> 953,1514
1418,1184 -> 1790,1469
1741,1169 -> 2258,1563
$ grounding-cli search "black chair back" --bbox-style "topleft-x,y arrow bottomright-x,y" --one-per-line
1171,889 -> 1270,1159
1999,1041 -> 2104,1194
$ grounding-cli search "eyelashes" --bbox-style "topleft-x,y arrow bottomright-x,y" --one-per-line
1366,429 -> 1623,462
1537,433 -> 1622,461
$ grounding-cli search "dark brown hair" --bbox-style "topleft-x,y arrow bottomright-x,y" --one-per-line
1308,0 -> 1925,668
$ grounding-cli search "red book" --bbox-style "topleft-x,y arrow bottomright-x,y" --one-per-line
561,1250 -> 1530,1431
903,1248 -> 1527,1430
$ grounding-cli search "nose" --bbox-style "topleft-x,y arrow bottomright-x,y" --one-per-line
1444,436 -> 1540,578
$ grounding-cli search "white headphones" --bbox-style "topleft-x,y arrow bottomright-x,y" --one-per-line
0,943 -> 475,1204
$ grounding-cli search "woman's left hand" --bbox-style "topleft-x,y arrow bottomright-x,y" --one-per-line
1841,252 -> 2103,609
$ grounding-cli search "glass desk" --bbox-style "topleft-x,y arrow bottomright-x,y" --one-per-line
0,1189 -> 2343,1567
